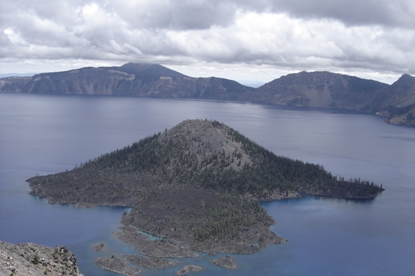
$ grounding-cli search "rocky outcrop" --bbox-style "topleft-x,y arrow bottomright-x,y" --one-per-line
0,241 -> 82,276
212,255 -> 237,269
92,243 -> 107,252
175,265 -> 203,275
95,255 -> 141,276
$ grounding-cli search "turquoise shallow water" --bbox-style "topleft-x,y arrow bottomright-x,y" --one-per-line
1,94 -> 414,275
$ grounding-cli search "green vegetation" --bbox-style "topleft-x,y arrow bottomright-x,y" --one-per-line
27,119 -> 384,250
32,251 -> 40,265
193,196 -> 269,241
43,119 -> 382,201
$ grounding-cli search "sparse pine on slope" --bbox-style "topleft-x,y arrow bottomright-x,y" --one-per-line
27,119 -> 383,253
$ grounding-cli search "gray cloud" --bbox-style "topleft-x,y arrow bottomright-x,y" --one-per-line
117,0 -> 238,30
0,0 -> 414,84
266,0 -> 415,28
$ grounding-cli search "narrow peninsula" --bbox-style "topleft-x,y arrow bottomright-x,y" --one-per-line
27,119 -> 384,265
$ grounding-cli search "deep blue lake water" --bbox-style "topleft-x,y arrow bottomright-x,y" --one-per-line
1,93 -> 414,275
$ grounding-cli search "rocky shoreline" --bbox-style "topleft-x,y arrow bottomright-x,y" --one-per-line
92,224 -> 275,275
95,255 -> 141,276
92,243 -> 107,252
212,256 -> 237,269
92,223 -> 280,275
175,265 -> 203,275
115,225 -> 199,258
123,254 -> 179,269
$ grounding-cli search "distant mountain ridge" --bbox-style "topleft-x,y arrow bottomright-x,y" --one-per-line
0,63 -> 254,100
240,71 -> 389,112
1,63 -> 414,126
244,70 -> 415,126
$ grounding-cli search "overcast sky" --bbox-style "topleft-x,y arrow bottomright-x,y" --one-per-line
1,0 -> 414,85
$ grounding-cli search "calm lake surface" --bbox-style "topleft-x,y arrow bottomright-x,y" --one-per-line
1,93 -> 414,275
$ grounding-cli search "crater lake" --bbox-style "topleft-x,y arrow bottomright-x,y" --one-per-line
1,93 -> 414,275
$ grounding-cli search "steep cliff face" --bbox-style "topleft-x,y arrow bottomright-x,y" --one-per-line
243,71 -> 388,112
0,76 -> 32,93
20,67 -> 135,95
382,74 -> 415,107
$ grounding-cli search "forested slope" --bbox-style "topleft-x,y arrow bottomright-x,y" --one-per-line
27,119 -> 383,253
